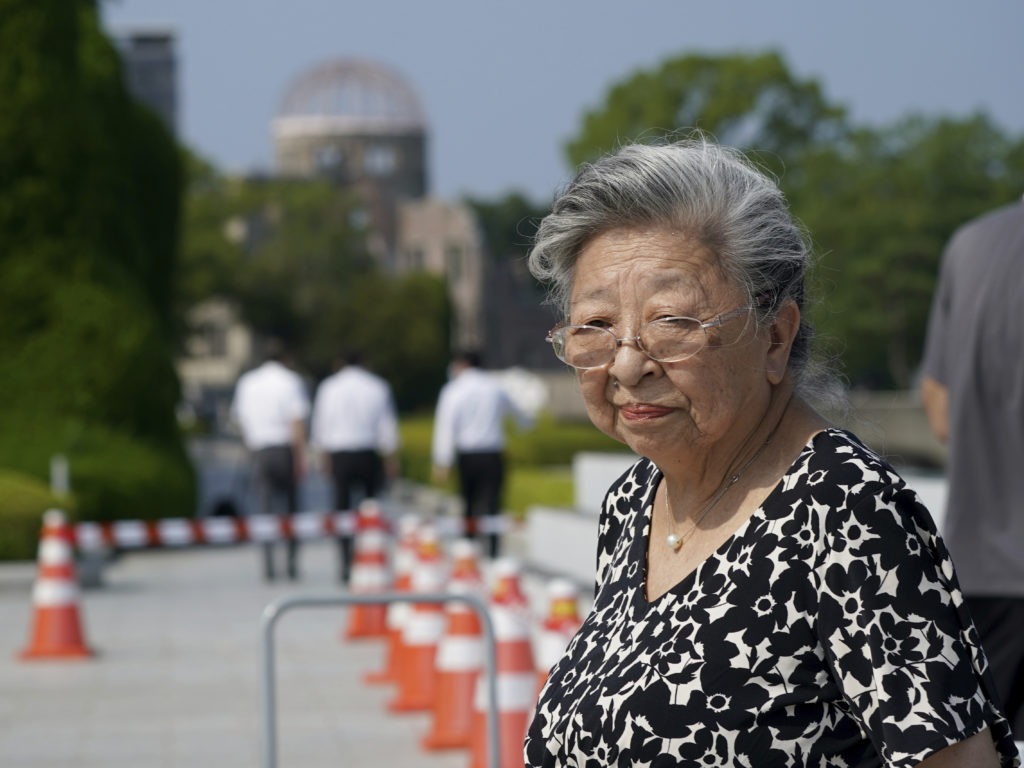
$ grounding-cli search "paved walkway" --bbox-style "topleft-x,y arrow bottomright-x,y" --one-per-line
0,538 -> 532,768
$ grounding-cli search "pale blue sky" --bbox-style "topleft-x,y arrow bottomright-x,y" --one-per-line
101,0 -> 1024,202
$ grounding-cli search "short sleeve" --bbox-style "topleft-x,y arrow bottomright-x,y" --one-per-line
817,484 -> 1013,766
285,374 -> 310,421
921,238 -> 957,386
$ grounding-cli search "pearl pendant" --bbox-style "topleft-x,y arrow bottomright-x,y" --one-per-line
666,533 -> 682,551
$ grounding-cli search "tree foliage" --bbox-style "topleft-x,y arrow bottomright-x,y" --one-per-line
797,115 -> 1024,387
181,167 -> 452,411
567,51 -> 848,180
0,0 -> 193,521
563,51 -> 1024,388
464,192 -> 548,262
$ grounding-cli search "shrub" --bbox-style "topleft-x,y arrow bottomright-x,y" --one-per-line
0,469 -> 75,561
0,415 -> 195,525
506,413 -> 623,465
397,412 -> 624,514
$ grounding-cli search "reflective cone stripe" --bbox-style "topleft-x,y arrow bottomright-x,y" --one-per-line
423,540 -> 485,750
389,526 -> 447,712
364,514 -> 420,685
536,579 -> 582,694
20,510 -> 94,660
469,558 -> 535,768
345,501 -> 392,640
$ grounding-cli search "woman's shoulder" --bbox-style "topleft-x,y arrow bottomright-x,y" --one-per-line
800,427 -> 903,488
781,427 -> 939,536
604,457 -> 659,504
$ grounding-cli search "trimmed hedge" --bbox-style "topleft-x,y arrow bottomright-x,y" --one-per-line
397,412 -> 624,515
0,469 -> 74,561
398,412 -> 622,483
0,416 -> 195,526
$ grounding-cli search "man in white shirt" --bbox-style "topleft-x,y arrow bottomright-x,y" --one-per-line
431,350 -> 533,557
311,351 -> 400,584
230,339 -> 310,581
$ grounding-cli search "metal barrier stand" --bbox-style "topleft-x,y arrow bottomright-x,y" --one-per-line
261,591 -> 500,768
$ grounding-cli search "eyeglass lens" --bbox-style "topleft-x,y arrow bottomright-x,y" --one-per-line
556,317 -> 706,368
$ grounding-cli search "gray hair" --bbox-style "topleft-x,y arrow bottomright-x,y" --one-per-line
528,137 -> 843,406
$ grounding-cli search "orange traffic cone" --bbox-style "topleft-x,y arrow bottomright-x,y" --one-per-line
535,578 -> 582,695
20,509 -> 95,660
469,557 -> 536,768
388,523 -> 448,712
364,513 -> 420,685
344,499 -> 392,640
422,538 -> 486,750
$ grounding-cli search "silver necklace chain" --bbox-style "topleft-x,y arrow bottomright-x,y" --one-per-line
663,400 -> 790,552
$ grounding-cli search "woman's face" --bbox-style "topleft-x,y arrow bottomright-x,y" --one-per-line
569,227 -> 788,469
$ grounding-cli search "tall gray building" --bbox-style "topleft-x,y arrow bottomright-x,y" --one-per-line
112,26 -> 178,133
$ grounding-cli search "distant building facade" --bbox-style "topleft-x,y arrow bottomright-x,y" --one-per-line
270,56 -> 487,354
152,53 -> 556,420
176,299 -> 254,428
396,198 -> 485,351
271,58 -> 428,266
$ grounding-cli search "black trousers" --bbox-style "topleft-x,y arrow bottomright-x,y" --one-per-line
252,445 -> 298,580
456,451 -> 505,558
966,595 -> 1024,738
329,449 -> 384,583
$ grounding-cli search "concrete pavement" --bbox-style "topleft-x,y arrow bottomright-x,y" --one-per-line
0,537 -> 534,768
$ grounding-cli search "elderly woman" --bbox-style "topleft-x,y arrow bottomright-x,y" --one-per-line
524,138 -> 1018,767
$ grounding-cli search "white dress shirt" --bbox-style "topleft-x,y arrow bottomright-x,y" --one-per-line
310,365 -> 399,454
230,361 -> 310,450
431,367 -> 533,468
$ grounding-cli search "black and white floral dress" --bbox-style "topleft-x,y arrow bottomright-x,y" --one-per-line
526,429 -> 1019,767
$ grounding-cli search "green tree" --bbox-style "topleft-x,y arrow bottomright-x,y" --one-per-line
181,169 -> 374,367
563,50 -> 1024,390
0,0 -> 193,522
343,271 -> 452,412
180,166 -> 453,410
566,51 -> 848,180
795,115 -> 1024,387
465,192 -> 548,261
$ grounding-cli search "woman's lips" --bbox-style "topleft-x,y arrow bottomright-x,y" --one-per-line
618,403 -> 674,421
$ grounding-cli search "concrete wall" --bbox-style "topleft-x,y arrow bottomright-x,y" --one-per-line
519,392 -> 950,587
828,390 -> 947,469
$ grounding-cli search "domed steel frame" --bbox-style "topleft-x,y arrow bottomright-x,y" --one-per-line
272,57 -> 429,265
274,57 -> 427,136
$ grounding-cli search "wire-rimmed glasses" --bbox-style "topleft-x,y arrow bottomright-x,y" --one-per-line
546,307 -> 753,370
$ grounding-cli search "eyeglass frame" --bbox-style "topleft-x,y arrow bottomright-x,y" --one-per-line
546,306 -> 755,370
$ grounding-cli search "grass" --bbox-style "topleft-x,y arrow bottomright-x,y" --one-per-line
398,411 -> 624,516
505,465 -> 575,518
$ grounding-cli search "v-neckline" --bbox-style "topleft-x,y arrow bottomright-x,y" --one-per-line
634,464 -> 782,608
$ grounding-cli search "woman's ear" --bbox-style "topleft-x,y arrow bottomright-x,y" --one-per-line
765,300 -> 800,385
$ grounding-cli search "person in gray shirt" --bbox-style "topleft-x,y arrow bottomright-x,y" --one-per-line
921,197 -> 1024,736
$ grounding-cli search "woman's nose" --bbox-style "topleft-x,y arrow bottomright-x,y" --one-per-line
608,337 -> 659,385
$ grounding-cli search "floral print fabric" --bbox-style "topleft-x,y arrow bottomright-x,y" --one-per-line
526,429 -> 1018,767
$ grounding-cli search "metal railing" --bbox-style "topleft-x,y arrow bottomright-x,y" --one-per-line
260,591 -> 500,768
